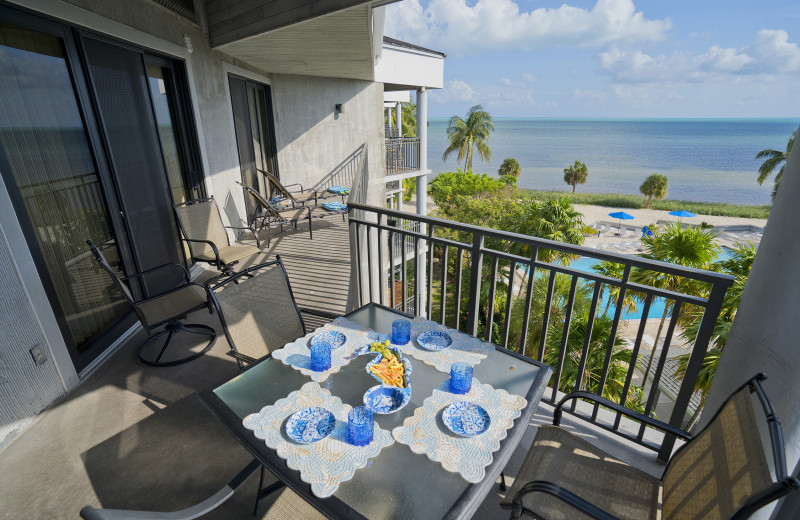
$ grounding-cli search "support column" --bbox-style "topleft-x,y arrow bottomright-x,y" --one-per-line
395,102 -> 402,136
415,88 -> 428,316
416,87 -> 428,216
702,125 -> 800,519
396,191 -> 403,212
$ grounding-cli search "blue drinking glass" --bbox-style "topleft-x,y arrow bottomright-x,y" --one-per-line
348,406 -> 374,446
449,362 -> 473,394
310,341 -> 332,372
392,319 -> 411,345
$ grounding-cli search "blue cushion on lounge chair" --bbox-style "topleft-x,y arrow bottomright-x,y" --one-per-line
322,201 -> 347,211
327,186 -> 350,195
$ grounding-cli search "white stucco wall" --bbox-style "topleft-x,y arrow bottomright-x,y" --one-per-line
271,74 -> 385,198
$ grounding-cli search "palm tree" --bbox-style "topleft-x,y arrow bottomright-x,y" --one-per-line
507,272 -> 593,356
499,158 -> 521,178
633,224 -> 720,382
591,260 -> 639,316
543,313 -> 647,413
563,160 -> 588,193
639,174 -> 668,209
442,105 -> 494,172
672,242 -> 757,428
756,129 -> 795,200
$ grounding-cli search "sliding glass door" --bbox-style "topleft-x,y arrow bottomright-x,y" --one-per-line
229,75 -> 278,223
0,20 -> 130,361
82,37 -> 185,294
0,8 -> 204,371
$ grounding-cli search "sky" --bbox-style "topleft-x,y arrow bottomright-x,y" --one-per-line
383,0 -> 800,118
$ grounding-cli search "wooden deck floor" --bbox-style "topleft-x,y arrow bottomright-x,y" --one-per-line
238,215 -> 352,327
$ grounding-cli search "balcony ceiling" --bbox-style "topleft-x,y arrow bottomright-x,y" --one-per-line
210,3 -> 376,81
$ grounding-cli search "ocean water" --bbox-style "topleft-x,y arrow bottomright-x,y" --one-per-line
426,118 -> 799,205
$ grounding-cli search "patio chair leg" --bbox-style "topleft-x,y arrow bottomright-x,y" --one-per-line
500,471 -> 507,491
139,321 -> 216,367
253,465 -> 265,516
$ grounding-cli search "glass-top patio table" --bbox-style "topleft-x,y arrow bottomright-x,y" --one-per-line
199,303 -> 552,519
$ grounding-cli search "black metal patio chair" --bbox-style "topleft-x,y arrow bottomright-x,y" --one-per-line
501,373 -> 800,520
173,196 -> 262,278
208,255 -> 340,367
209,256 -> 306,367
238,181 -> 313,245
87,241 -> 216,367
79,459 -> 325,520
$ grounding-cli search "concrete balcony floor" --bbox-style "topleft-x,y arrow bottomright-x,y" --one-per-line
0,216 -> 668,519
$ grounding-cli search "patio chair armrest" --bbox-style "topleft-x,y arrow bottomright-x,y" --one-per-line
225,349 -> 257,365
554,391 -> 692,440
223,226 -> 261,249
284,182 -> 304,192
298,307 -> 342,320
510,480 -> 620,520
121,262 -> 191,284
183,238 -> 222,264
79,459 -> 260,520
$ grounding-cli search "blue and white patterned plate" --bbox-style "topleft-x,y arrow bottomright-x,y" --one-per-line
363,384 -> 411,414
309,331 -> 346,350
442,402 -> 491,437
416,331 -> 453,351
285,407 -> 336,444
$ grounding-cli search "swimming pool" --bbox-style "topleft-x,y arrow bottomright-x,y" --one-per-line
536,251 -> 732,320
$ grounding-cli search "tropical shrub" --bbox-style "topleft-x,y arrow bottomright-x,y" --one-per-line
428,170 -> 508,206
499,158 -> 521,178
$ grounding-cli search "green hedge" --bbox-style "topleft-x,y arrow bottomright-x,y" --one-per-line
523,190 -> 771,219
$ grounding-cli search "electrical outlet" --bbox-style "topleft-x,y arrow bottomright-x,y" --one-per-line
30,345 -> 47,366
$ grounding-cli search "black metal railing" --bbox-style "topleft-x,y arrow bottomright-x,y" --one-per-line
385,137 -> 420,174
348,203 -> 734,460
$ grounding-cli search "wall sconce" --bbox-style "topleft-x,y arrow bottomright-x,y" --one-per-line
335,103 -> 345,114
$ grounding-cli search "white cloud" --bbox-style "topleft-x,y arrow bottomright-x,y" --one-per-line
571,89 -> 607,101
599,29 -> 800,84
385,0 -> 670,56
484,89 -> 536,108
433,79 -> 479,104
497,74 -> 538,88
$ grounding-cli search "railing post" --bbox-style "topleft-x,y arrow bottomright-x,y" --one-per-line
466,233 -> 484,336
657,279 -> 730,461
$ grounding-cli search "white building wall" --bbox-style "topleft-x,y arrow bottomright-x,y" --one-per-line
374,45 -> 444,89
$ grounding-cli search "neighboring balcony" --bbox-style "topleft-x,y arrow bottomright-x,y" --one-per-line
385,136 -> 421,175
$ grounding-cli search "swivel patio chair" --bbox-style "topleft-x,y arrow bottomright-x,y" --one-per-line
209,256 -> 306,367
173,196 -> 262,279
87,241 -> 216,367
79,459 -> 325,520
257,168 -> 318,207
501,373 -> 800,520
238,181 -> 313,245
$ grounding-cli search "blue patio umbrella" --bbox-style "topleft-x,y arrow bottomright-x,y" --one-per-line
608,211 -> 634,234
669,209 -> 696,226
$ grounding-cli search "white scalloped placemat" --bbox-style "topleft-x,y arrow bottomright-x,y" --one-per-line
272,317 -> 382,382
243,382 -> 394,498
391,379 -> 527,483
391,317 -> 495,374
